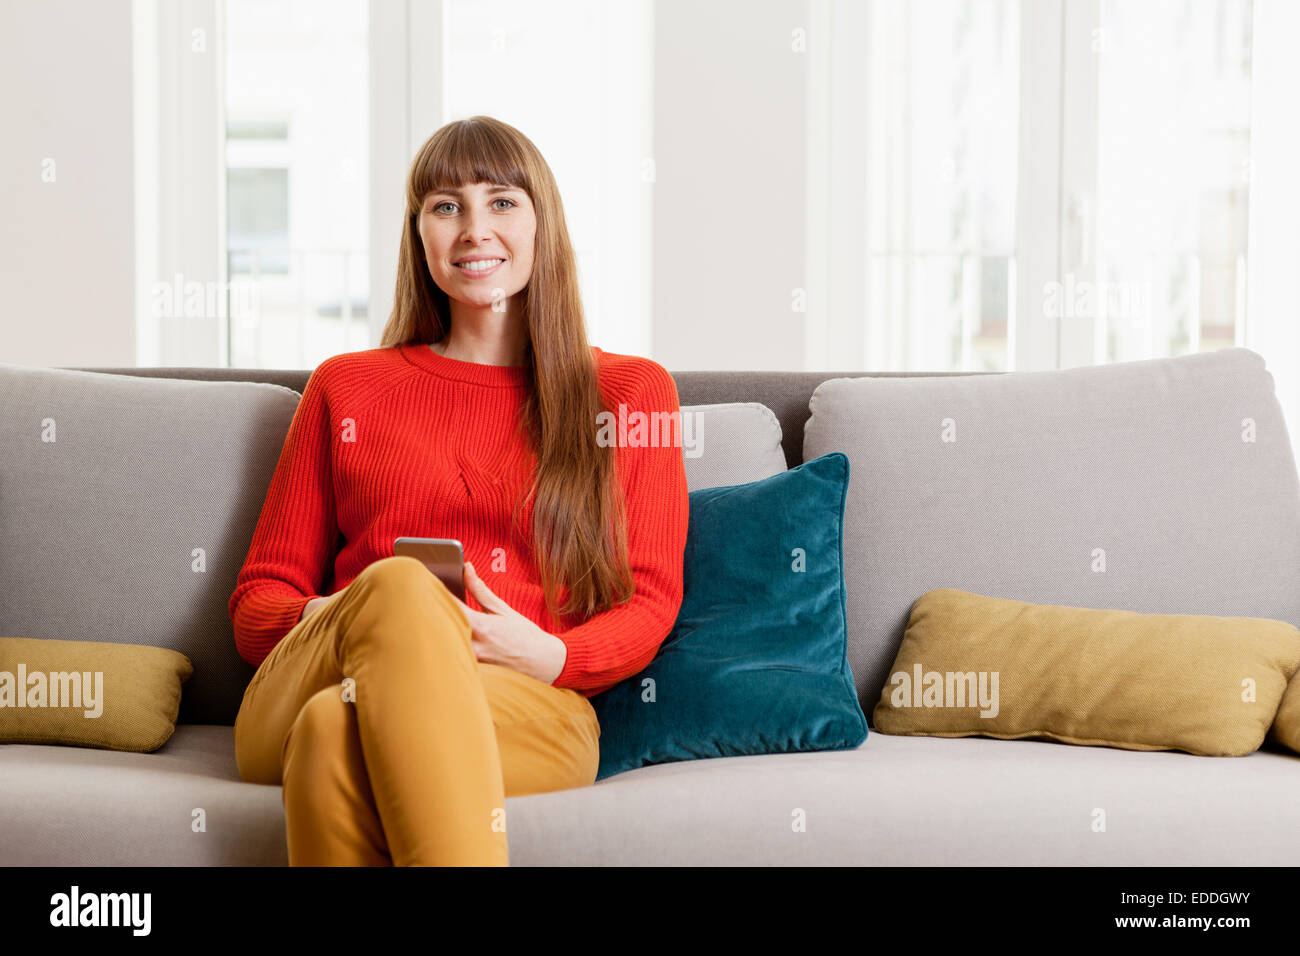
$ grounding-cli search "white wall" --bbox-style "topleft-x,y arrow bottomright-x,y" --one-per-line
0,0 -> 136,367
652,0 -> 808,371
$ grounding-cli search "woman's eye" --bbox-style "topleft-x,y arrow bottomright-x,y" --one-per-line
428,198 -> 515,214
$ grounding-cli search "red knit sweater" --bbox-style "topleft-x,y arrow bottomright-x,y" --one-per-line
228,342 -> 690,697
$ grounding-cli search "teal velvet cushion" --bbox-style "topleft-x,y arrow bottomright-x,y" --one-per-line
590,451 -> 868,780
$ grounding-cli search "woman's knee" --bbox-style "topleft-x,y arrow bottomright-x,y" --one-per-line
352,555 -> 460,612
353,554 -> 434,594
341,555 -> 469,650
281,687 -> 357,773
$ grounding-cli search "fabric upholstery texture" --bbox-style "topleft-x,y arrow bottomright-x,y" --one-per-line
0,636 -> 192,752
803,348 -> 1300,712
67,364 -> 976,470
0,361 -> 785,725
3,351 -> 1293,866
3,726 -> 1299,865
678,401 -> 787,489
1270,672 -> 1300,754
872,588 -> 1300,756
0,363 -> 294,724
591,453 -> 867,779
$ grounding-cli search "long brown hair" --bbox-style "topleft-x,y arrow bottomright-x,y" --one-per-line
379,116 -> 633,624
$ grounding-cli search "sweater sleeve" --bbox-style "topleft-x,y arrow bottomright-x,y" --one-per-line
228,365 -> 338,667
551,361 -> 690,696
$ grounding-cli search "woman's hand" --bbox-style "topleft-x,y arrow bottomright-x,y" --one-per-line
449,562 -> 569,685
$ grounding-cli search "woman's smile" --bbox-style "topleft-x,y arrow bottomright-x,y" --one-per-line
452,256 -> 505,277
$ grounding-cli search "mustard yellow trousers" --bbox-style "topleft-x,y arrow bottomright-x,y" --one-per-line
233,555 -> 601,866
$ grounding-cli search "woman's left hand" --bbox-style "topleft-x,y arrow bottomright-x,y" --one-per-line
449,562 -> 568,685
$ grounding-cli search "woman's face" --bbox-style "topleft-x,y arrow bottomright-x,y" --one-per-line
417,181 -> 537,310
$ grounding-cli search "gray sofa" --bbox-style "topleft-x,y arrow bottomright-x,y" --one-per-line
1,347 -> 1297,866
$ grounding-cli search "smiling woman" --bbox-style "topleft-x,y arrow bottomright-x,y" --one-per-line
384,115 -> 673,634
228,115 -> 690,867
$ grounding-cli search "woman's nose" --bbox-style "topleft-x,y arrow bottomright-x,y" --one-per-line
460,209 -> 490,243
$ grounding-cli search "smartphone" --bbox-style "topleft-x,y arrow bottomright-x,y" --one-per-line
393,537 -> 466,602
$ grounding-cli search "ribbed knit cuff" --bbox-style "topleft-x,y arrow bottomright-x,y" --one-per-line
552,631 -> 595,690
236,593 -> 316,667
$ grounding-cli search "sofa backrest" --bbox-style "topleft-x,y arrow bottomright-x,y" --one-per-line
0,364 -> 295,724
70,365 -> 981,470
11,361 -> 923,724
804,347 -> 1300,710
48,353 -> 1300,723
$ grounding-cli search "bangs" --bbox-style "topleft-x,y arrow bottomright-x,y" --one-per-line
411,119 -> 529,205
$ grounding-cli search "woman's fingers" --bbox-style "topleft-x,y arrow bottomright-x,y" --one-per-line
464,562 -> 509,614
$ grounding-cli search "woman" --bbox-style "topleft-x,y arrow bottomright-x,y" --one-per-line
228,116 -> 690,866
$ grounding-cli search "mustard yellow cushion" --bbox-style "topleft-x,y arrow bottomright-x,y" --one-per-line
0,636 -> 193,752
872,589 -> 1300,757
1270,673 -> 1300,754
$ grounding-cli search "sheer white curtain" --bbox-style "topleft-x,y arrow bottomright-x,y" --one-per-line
1245,0 -> 1300,452
808,0 -> 1300,466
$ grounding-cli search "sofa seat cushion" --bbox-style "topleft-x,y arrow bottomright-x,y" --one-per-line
0,726 -> 287,865
3,726 -> 1298,866
510,734 -> 1300,866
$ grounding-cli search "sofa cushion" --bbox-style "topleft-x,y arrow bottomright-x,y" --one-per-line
0,725 -> 287,865
872,588 -> 1300,756
0,635 -> 193,752
507,733 -> 1300,865
590,452 -> 867,780
0,364 -> 299,724
680,401 -> 786,490
803,348 -> 1300,710
1271,672 -> 1300,754
3,724 -> 1298,865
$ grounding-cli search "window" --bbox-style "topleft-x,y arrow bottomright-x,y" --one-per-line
139,0 -> 650,368
806,0 -> 1022,373
224,0 -> 369,369
1092,0 -> 1254,363
810,0 -> 1290,382
228,167 -> 290,275
861,0 -> 1020,373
